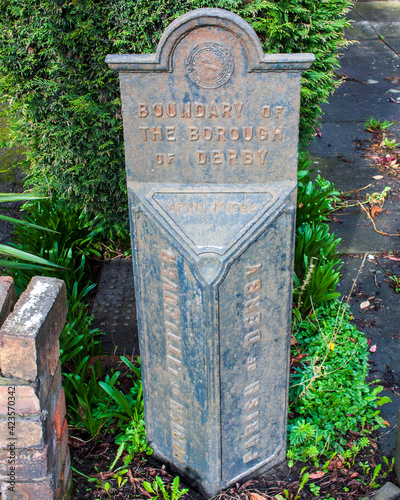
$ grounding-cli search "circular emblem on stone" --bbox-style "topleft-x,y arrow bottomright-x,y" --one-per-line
187,43 -> 234,89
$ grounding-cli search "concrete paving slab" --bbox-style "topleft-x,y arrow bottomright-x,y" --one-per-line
370,21 -> 400,40
345,21 -> 378,41
355,1 -> 400,23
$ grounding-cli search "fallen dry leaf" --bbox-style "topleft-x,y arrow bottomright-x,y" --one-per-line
291,353 -> 307,366
360,300 -> 370,310
370,205 -> 383,218
370,344 -> 377,352
383,419 -> 391,427
388,255 -> 400,261
309,471 -> 325,480
372,175 -> 384,180
249,493 -> 267,500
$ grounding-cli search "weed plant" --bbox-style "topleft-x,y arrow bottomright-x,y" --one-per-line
288,300 -> 389,462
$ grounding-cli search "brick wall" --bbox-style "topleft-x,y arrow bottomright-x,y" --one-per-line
0,276 -> 71,500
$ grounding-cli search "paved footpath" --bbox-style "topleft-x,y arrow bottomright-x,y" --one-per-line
310,0 -> 400,455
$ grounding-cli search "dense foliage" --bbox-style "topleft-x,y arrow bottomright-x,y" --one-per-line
294,155 -> 342,314
288,301 -> 388,462
0,0 -> 354,236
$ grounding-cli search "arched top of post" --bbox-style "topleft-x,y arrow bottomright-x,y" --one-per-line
106,8 -> 314,72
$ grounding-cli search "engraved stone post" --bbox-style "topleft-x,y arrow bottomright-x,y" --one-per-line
106,9 -> 314,496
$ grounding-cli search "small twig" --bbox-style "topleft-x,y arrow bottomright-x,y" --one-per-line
347,253 -> 368,303
341,183 -> 372,196
358,201 -> 400,237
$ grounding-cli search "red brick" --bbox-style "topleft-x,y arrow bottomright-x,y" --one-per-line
0,277 -> 67,381
0,416 -> 44,448
0,384 -> 40,416
52,389 -> 66,438
0,277 -> 16,329
1,475 -> 53,499
0,444 -> 50,481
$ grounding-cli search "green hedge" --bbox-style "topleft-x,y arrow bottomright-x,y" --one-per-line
0,0 -> 354,236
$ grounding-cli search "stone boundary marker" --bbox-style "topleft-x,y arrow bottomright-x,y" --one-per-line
0,276 -> 71,500
107,8 -> 314,495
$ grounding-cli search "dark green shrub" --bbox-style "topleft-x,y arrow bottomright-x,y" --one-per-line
0,0 -> 354,236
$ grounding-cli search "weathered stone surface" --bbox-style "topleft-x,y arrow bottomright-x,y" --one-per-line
0,277 -> 16,329
372,482 -> 400,500
107,8 -> 313,496
0,277 -> 67,381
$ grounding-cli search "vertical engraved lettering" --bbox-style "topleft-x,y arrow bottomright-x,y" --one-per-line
156,154 -> 163,165
244,329 -> 261,346
244,381 -> 260,397
244,279 -> 262,295
244,432 -> 260,446
244,295 -> 261,313
163,277 -> 178,292
161,263 -> 178,279
244,312 -> 262,328
244,397 -> 260,410
161,250 -> 176,265
242,263 -> 263,464
273,128 -> 283,141
244,264 -> 262,276
243,450 -> 260,464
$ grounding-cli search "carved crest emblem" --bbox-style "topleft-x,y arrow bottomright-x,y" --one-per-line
187,43 -> 234,89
